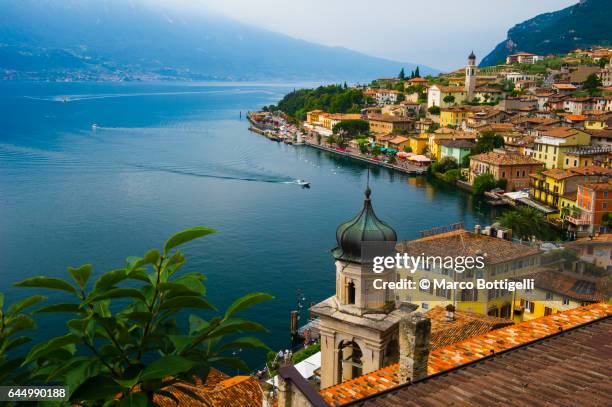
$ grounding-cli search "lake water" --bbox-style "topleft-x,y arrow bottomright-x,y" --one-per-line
0,81 -> 500,369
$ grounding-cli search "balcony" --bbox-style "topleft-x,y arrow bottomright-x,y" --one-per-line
566,215 -> 590,226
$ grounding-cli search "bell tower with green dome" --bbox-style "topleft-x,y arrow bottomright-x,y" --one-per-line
312,185 -> 407,388
331,185 -> 398,312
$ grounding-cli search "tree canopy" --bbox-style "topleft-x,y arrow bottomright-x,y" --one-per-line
1,227 -> 272,405
332,119 -> 369,138
274,85 -> 365,120
473,131 -> 504,154
472,173 -> 496,195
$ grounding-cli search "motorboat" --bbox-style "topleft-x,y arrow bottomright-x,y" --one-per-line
296,179 -> 310,188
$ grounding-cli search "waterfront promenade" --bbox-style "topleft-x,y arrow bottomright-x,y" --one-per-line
302,139 -> 426,175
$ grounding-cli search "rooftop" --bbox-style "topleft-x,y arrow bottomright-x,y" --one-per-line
470,150 -> 542,166
368,114 -> 413,123
154,369 -> 263,407
320,303 -> 612,406
540,127 -> 584,138
437,139 -> 475,149
348,307 -> 612,407
426,306 -> 512,350
580,182 -> 612,192
396,229 -> 540,266
542,168 -> 577,180
520,268 -> 610,302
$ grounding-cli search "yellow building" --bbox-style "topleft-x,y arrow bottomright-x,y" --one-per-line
397,228 -> 542,319
440,107 -> 471,128
367,114 -> 413,134
530,166 -> 612,212
512,268 -> 608,323
306,109 -> 325,125
409,134 -> 429,154
533,127 -> 591,169
427,128 -> 476,160
320,113 -> 362,130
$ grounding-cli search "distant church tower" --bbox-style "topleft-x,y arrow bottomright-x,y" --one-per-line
311,185 -> 404,389
465,51 -> 477,101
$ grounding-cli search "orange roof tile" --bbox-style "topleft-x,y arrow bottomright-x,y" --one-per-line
320,303 -> 612,406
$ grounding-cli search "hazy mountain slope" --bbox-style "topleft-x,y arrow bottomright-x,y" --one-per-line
0,0 -> 438,81
480,0 -> 612,67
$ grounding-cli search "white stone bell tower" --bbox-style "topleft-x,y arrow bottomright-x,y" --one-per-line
466,51 -> 477,101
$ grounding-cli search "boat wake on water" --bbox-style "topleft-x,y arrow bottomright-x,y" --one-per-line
124,162 -> 297,185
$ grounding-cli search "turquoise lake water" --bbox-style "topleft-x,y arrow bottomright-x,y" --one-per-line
0,81 -> 501,369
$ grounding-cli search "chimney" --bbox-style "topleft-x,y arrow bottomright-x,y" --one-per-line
445,304 -> 456,321
399,310 -> 431,383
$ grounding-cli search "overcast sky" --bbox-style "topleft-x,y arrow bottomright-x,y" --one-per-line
155,0 -> 578,71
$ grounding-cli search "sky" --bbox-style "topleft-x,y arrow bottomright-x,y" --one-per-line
153,0 -> 578,71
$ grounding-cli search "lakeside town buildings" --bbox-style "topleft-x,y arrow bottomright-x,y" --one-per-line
300,47 -> 611,236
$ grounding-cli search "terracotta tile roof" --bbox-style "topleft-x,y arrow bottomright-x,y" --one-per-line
569,166 -> 612,176
584,129 -> 612,139
580,182 -> 612,192
388,136 -> 410,144
520,268 -> 611,302
320,303 -> 612,406
396,229 -> 540,266
350,310 -> 612,407
470,151 -> 542,166
437,139 -> 475,149
368,114 -> 413,123
553,83 -> 578,90
426,306 -> 512,350
152,369 -> 263,407
542,168 -> 577,180
541,127 -> 584,138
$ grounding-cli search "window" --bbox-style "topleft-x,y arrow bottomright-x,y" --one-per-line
562,297 -> 570,306
603,203 -> 608,209
544,307 -> 552,316
524,300 -> 534,313
565,158 -> 569,166
574,160 -> 577,167
347,282 -> 356,305
421,302 -> 429,310
545,292 -> 553,300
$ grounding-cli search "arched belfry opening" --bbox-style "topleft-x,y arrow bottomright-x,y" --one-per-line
347,282 -> 356,304
338,340 -> 363,382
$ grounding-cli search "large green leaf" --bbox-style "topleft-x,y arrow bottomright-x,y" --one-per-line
188,314 -> 209,335
23,333 -> 81,365
4,314 -> 36,336
159,296 -> 216,311
68,264 -> 93,288
126,249 -> 160,272
169,335 -> 193,354
216,336 -> 270,354
93,269 -> 128,293
7,295 -> 46,315
209,318 -> 267,339
14,277 -> 76,294
224,292 -> 273,320
0,336 -> 31,353
0,292 -> 4,310
70,375 -> 123,402
139,355 -> 196,381
34,303 -> 82,314
87,288 -> 146,304
163,227 -> 216,255
208,356 -> 249,372
117,392 -> 147,407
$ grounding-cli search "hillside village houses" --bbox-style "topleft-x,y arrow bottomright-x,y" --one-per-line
298,48 -> 611,236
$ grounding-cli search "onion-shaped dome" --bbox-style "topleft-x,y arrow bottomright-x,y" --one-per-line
332,186 -> 397,264
468,51 -> 476,60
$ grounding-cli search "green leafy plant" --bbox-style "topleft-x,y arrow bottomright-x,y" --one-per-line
472,173 -> 496,195
0,293 -> 45,388
13,227 -> 273,405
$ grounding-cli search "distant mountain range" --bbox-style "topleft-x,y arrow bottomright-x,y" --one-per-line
0,0 -> 438,82
481,0 -> 612,67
